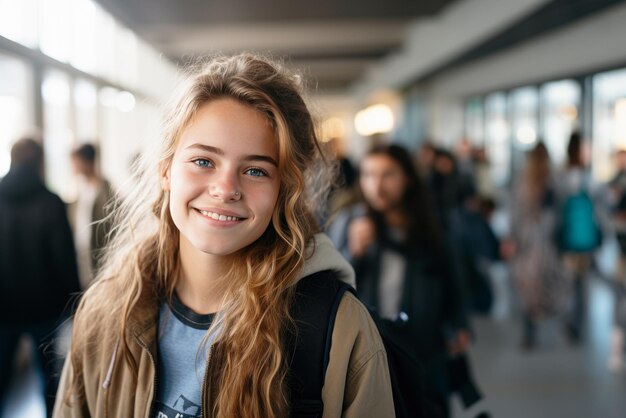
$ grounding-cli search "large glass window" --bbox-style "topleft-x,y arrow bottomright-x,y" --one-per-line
99,86 -> 139,187
0,54 -> 33,177
465,98 -> 484,145
509,87 -> 539,150
485,93 -> 510,186
115,27 -> 138,87
74,78 -> 99,142
540,80 -> 581,167
42,70 -> 75,201
94,6 -> 118,82
593,68 -> 626,181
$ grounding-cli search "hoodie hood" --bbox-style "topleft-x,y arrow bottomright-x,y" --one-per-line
0,166 -> 47,203
298,233 -> 356,288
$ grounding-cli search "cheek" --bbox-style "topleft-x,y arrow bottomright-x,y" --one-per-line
255,185 -> 280,227
360,178 -> 376,197
387,178 -> 407,201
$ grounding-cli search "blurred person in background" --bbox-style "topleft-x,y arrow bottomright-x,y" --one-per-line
0,138 -> 80,417
555,132 -> 603,344
328,144 -> 481,418
455,138 -> 475,186
508,142 -> 569,350
471,146 -> 495,200
325,136 -> 358,219
429,148 -> 475,231
606,149 -> 626,370
417,141 -> 436,184
70,143 -> 115,289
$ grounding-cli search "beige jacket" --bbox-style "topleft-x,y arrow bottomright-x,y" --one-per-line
54,234 -> 395,418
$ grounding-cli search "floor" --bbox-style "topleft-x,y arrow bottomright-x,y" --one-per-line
454,281 -> 626,418
3,261 -> 626,418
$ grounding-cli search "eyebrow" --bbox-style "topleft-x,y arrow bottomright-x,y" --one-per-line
185,143 -> 278,167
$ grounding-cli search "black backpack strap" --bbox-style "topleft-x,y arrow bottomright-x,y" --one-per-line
288,270 -> 355,418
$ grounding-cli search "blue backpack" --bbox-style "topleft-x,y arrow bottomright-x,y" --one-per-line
558,190 -> 601,252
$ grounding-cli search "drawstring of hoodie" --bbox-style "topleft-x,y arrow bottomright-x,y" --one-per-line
102,339 -> 119,389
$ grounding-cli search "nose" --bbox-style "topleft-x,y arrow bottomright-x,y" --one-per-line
208,170 -> 242,202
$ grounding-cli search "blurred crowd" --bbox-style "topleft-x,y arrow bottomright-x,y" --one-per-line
325,131 -> 626,416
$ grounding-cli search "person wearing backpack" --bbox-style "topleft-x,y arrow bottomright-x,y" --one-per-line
607,149 -> 626,371
328,144 -> 481,418
54,54 -> 395,418
556,132 -> 602,343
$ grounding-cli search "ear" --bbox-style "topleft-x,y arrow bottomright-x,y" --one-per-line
161,168 -> 171,192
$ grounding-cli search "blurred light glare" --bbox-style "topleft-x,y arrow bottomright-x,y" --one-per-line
116,91 -> 136,112
354,104 -> 394,136
559,104 -> 578,121
516,126 -> 537,145
42,76 -> 70,105
490,119 -> 509,139
321,117 -> 346,142
615,98 -> 626,122
74,80 -> 97,108
99,86 -> 118,107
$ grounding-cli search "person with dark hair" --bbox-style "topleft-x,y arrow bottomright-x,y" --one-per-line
556,131 -> 602,343
70,142 -> 115,288
0,138 -> 80,417
429,148 -> 476,231
328,144 -> 479,417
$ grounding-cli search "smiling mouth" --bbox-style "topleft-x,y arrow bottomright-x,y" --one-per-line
197,209 -> 244,222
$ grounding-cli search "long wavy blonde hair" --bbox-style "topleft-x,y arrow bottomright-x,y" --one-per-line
67,54 -> 330,418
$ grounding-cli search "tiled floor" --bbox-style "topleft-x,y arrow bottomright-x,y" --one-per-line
3,270 -> 626,418
452,269 -> 626,418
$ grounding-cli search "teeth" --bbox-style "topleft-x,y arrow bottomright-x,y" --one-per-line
199,210 -> 241,222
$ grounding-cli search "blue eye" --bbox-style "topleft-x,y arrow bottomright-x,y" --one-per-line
193,159 -> 212,168
245,168 -> 267,177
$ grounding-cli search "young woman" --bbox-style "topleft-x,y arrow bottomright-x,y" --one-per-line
328,144 -> 472,418
54,54 -> 394,418
508,142 -> 569,349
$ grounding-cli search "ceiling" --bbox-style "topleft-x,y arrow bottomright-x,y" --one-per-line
94,0 -> 458,93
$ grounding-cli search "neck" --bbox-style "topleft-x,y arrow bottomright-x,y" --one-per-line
176,236 -> 228,314
384,208 -> 406,228
82,173 -> 100,185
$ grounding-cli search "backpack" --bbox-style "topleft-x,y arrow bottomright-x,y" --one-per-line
288,270 -> 437,418
558,190 -> 601,252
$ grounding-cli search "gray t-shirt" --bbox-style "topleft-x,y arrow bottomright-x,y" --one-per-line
153,293 -> 216,418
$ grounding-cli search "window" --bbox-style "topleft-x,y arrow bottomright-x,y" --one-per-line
74,78 -> 98,142
509,87 -> 539,150
540,80 -> 580,167
0,54 -> 33,177
42,70 -> 75,200
465,98 -> 485,145
593,68 -> 626,181
485,93 -> 510,186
